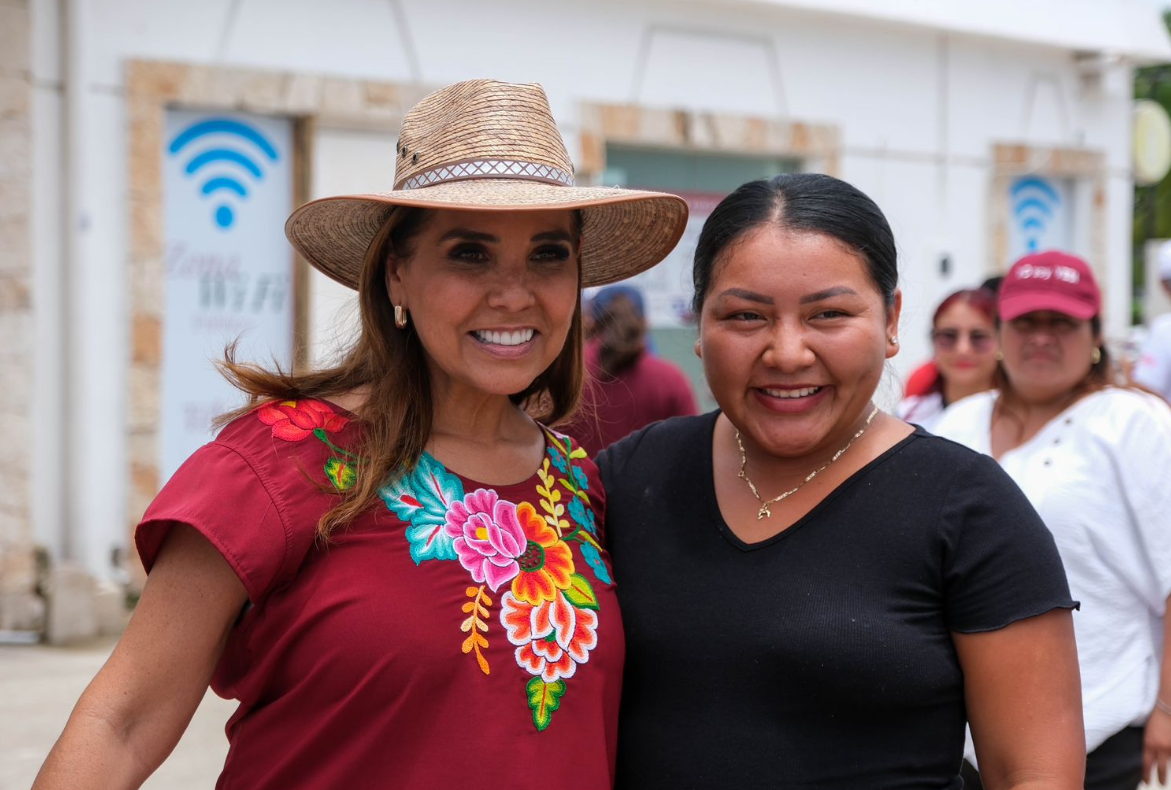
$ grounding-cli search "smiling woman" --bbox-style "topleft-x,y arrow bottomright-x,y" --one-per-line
32,80 -> 688,790
600,173 -> 1085,789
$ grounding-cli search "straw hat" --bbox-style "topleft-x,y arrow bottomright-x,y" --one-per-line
286,79 -> 689,289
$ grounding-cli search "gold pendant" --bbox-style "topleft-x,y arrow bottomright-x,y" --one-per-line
757,504 -> 771,520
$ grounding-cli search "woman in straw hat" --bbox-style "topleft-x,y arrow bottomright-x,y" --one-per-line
34,80 -> 687,789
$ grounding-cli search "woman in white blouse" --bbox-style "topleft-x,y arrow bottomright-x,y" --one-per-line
935,250 -> 1171,790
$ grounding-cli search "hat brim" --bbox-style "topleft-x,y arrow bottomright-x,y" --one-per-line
285,180 -> 690,290
999,292 -> 1098,322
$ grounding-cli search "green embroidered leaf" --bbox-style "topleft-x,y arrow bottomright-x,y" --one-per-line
562,573 -> 599,610
558,478 -> 592,505
526,677 -> 566,732
324,457 -> 357,491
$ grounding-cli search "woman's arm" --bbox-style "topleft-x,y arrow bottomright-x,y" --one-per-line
1143,593 -> 1171,785
955,609 -> 1084,790
32,524 -> 247,790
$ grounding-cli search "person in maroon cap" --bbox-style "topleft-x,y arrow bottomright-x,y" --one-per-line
936,250 -> 1171,790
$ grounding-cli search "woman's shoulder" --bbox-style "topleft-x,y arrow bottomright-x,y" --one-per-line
597,411 -> 716,472
895,391 -> 942,420
1077,387 -> 1171,438
1081,385 -> 1168,413
931,390 -> 995,443
944,389 -> 997,416
887,425 -> 1000,482
207,398 -> 360,493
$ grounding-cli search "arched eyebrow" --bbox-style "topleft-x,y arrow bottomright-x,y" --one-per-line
800,286 -> 857,304
439,229 -> 498,244
718,288 -> 773,305
532,230 -> 574,243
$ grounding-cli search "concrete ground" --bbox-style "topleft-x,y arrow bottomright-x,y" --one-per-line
0,639 -> 232,790
2,639 -> 1169,789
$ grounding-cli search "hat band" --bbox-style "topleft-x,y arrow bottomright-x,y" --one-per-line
397,158 -> 575,191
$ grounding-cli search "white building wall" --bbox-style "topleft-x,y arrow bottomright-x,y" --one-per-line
26,0 -> 1168,580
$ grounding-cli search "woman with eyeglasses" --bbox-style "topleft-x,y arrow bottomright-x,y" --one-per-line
896,288 -> 999,431
936,251 -> 1171,790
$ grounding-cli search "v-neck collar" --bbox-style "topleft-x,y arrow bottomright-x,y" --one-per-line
699,411 -> 922,552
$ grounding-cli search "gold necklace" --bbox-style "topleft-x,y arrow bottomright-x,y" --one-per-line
735,406 -> 880,520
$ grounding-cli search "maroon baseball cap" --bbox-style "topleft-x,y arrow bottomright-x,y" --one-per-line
998,250 -> 1101,322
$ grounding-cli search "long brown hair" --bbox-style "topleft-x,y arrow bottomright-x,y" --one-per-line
216,206 -> 585,539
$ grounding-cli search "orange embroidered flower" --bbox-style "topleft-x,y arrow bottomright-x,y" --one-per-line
501,590 -> 598,682
510,502 -> 574,604
257,400 -> 348,442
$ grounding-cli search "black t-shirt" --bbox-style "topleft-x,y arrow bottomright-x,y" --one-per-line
598,412 -> 1076,790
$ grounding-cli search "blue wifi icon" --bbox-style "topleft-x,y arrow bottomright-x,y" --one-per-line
1010,176 -> 1061,253
169,117 -> 280,230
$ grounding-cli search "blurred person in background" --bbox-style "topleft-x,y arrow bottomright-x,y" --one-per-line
896,287 -> 999,431
602,174 -> 1083,789
1133,241 -> 1171,401
936,250 -> 1171,790
567,285 -> 698,455
903,276 -> 1004,400
32,80 -> 688,790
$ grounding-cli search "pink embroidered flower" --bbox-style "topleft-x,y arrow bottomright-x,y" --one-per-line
501,590 -> 598,682
257,400 -> 348,442
445,489 -> 526,592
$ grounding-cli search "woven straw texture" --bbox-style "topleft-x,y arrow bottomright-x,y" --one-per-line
285,79 -> 689,289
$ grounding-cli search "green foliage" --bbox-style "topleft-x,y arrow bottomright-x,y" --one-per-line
1133,10 -> 1171,316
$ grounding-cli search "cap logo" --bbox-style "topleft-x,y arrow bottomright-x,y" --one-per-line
1015,263 -> 1080,284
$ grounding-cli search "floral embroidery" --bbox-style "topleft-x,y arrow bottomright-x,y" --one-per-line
502,590 -> 599,682
378,427 -> 611,732
446,490 -> 526,592
255,403 -> 610,728
380,454 -> 461,563
461,585 -> 493,676
511,502 -> 575,605
324,457 -> 357,491
258,400 -> 348,441
579,542 -> 612,585
256,400 -> 356,493
548,446 -> 568,473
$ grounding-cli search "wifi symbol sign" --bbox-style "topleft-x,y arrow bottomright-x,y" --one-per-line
1010,176 -> 1061,253
168,117 -> 280,230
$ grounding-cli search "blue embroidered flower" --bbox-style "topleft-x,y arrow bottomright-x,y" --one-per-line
549,446 -> 568,473
568,496 -> 596,535
580,542 -> 612,585
571,466 -> 589,491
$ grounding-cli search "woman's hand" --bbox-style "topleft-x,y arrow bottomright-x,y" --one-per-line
32,524 -> 247,790
1143,705 -> 1171,785
1147,594 -> 1171,787
955,608 -> 1084,789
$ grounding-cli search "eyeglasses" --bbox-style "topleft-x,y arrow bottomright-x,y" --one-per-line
932,329 -> 996,352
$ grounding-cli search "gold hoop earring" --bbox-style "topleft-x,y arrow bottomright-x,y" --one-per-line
394,305 -> 409,329
1091,347 -> 1102,365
